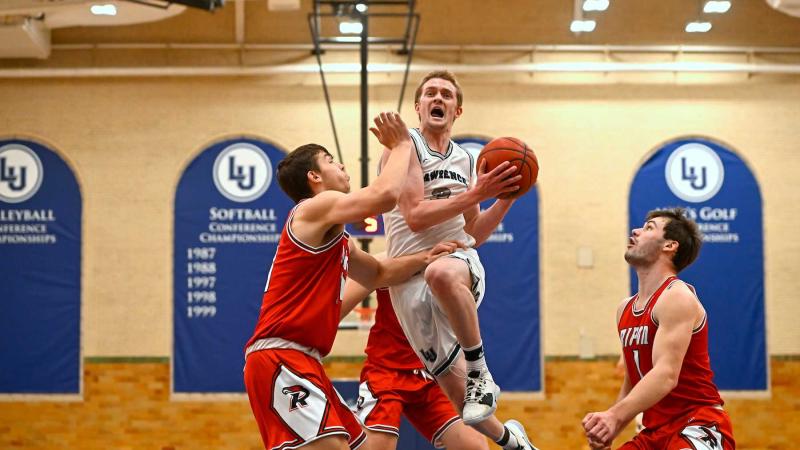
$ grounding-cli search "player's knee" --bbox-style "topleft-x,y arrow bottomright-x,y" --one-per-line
424,263 -> 458,295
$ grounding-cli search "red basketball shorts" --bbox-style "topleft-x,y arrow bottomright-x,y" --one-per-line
617,405 -> 735,450
244,349 -> 366,450
353,360 -> 460,447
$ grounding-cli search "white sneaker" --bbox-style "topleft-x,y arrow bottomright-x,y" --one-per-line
462,369 -> 500,425
504,419 -> 540,450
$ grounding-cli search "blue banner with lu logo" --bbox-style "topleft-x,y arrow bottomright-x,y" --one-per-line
629,137 -> 766,391
173,137 -> 293,393
454,137 -> 542,392
0,139 -> 81,394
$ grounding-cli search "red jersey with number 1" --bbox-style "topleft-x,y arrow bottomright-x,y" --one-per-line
618,276 -> 723,430
245,205 -> 350,357
364,287 -> 424,370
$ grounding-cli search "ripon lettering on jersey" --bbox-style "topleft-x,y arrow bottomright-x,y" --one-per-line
619,325 -> 650,348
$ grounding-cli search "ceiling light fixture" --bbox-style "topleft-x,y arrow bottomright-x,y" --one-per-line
703,0 -> 731,13
583,0 -> 609,12
90,4 -> 117,15
339,21 -> 363,34
685,21 -> 712,32
355,3 -> 368,13
572,0 -> 597,33
570,19 -> 596,32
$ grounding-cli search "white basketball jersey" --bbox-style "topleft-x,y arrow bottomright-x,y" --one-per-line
384,128 -> 477,257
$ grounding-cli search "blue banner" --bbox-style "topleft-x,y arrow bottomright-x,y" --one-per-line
455,137 -> 542,392
173,137 -> 293,393
0,138 -> 81,394
629,137 -> 766,391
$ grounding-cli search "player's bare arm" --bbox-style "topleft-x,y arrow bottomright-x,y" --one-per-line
347,239 -> 465,293
613,296 -> 635,402
582,297 -> 636,449
380,148 -> 521,233
340,240 -> 463,320
339,277 -> 373,321
463,198 -> 515,247
292,112 -> 413,245
583,284 -> 701,445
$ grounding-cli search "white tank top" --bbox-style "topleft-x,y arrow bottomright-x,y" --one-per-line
384,128 -> 477,257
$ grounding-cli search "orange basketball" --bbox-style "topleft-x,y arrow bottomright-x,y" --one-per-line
476,137 -> 539,199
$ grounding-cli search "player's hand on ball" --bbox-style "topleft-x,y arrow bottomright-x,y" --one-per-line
424,240 -> 466,264
369,112 -> 411,150
471,159 -> 521,202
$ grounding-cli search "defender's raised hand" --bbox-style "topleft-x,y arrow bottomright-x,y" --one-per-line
369,112 -> 411,150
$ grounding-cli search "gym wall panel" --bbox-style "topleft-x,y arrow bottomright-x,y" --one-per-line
0,78 -> 796,358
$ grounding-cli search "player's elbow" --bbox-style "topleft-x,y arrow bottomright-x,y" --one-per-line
661,368 -> 681,391
405,215 -> 430,233
371,185 -> 401,213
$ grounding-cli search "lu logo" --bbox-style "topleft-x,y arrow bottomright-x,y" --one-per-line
0,157 -> 27,191
681,157 -> 707,190
420,347 -> 438,363
227,155 -> 255,190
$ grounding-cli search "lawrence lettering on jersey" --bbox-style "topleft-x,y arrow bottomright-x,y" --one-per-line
245,204 -> 350,357
618,276 -> 724,430
383,128 -> 476,258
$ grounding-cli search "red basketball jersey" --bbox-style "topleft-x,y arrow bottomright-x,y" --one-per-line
618,276 -> 723,430
245,206 -> 350,357
364,288 -> 424,370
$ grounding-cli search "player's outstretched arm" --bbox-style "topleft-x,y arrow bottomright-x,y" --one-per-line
347,240 -> 465,291
583,285 -> 699,445
582,299 -> 635,449
463,162 -> 523,245
300,112 -> 414,228
382,149 -> 521,233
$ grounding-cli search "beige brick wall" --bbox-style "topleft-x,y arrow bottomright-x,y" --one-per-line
1,359 -> 797,449
0,77 -> 797,357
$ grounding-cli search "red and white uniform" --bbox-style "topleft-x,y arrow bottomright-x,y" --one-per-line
354,288 -> 461,447
244,205 -> 364,450
617,276 -> 735,450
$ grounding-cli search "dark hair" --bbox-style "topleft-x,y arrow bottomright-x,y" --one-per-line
414,70 -> 463,107
646,207 -> 703,272
277,143 -> 330,203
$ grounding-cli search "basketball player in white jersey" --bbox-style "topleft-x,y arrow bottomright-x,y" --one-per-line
380,70 -> 538,450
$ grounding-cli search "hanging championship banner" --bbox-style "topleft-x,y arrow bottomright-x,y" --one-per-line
0,138 -> 81,395
173,137 -> 292,393
455,136 -> 542,393
629,137 -> 766,391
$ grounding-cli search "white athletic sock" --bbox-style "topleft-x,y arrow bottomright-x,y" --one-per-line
464,341 -> 487,375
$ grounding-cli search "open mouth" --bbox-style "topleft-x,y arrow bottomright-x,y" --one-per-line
628,237 -> 635,246
430,106 -> 445,118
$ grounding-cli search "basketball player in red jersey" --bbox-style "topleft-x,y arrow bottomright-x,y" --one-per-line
583,208 -> 735,450
340,278 -> 488,450
243,111 -> 462,450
